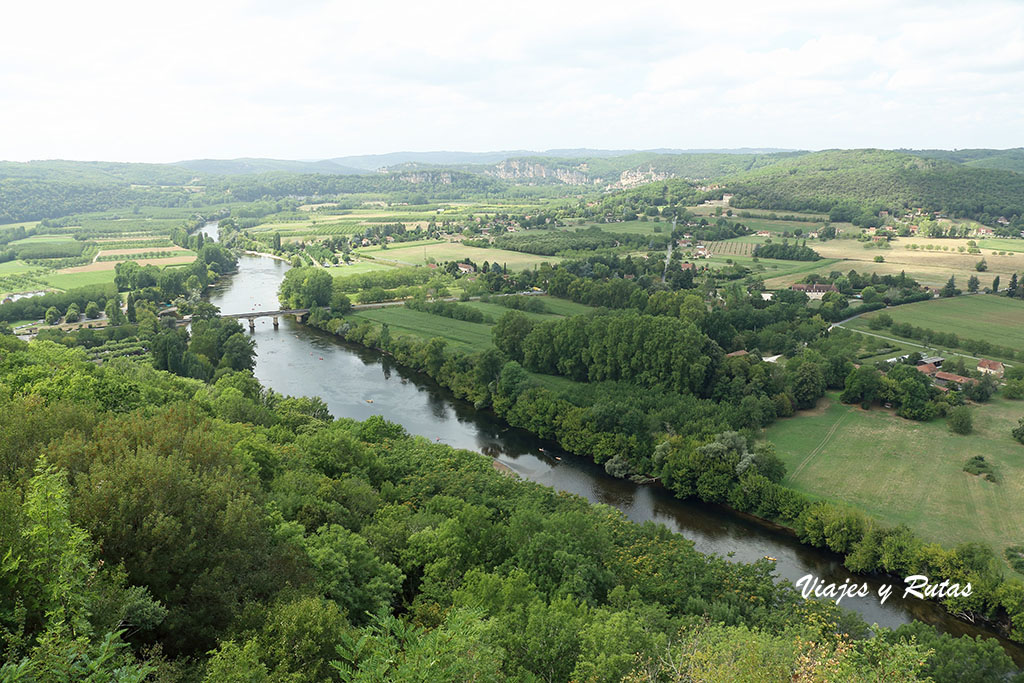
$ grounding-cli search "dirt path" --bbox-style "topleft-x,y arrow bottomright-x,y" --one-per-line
791,411 -> 849,480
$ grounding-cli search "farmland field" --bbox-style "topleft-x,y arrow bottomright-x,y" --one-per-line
759,235 -> 1021,289
348,307 -> 494,351
462,295 -> 596,322
765,393 -> 1024,575
848,294 -> 1024,349
0,260 -> 37,276
326,261 -> 396,277
37,270 -> 117,289
354,240 -> 561,271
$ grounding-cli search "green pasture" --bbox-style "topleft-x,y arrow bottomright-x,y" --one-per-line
850,295 -> 1024,349
765,393 -> 1024,575
347,307 -> 494,351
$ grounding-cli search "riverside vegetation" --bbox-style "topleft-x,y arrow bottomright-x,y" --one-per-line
4,334 -> 1007,681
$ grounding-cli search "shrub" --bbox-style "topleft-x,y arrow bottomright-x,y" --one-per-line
947,406 -> 973,435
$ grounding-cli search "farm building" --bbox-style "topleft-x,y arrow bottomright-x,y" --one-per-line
934,371 -> 977,387
978,359 -> 1005,377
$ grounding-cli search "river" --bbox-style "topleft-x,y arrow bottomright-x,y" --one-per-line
202,223 -> 1021,657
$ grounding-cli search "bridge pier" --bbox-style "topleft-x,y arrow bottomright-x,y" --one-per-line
272,316 -> 279,329
248,318 -> 255,332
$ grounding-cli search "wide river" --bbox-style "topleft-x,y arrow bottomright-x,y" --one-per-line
203,225 -> 1021,658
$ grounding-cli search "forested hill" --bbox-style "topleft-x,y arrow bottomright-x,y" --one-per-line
908,148 -> 1024,174
174,157 -> 365,175
384,151 -> 805,186
723,149 -> 1024,222
0,162 -> 514,223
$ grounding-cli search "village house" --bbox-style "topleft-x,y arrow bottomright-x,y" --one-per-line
978,359 -> 1005,377
975,225 -> 995,237
456,262 -> 476,274
694,245 -> 711,258
915,363 -> 938,376
808,232 -> 819,239
756,231 -> 772,237
680,262 -> 695,271
790,283 -> 838,300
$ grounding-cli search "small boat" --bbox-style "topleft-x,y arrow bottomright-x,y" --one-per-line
365,399 -> 374,403
763,556 -> 777,562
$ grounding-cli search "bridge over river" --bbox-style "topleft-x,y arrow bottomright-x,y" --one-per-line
176,307 -> 323,330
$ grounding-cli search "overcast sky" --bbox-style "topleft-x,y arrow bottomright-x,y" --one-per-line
2,0 -> 1022,162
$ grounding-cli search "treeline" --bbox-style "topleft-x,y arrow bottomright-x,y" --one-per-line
753,241 -> 821,261
0,284 -> 116,323
405,298 -> 492,323
871,313 -> 1022,361
8,240 -> 87,260
332,266 -> 434,293
1,335 -> 977,681
482,293 -> 549,313
469,227 -> 669,256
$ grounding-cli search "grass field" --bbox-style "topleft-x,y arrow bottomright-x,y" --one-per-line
462,296 -> 596,322
326,261 -> 396,277
849,295 -> 1024,349
765,393 -> 1024,575
758,235 -> 1021,289
37,270 -> 116,289
0,260 -> 37,276
348,307 -> 494,351
354,241 -> 560,271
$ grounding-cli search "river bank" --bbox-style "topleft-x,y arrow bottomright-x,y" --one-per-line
207,250 -> 1024,662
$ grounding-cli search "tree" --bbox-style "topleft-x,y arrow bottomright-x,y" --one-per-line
1009,273 -> 1018,298
940,275 -> 960,298
65,302 -> 80,323
948,406 -> 973,435
492,311 -> 535,363
789,361 -> 826,409
992,275 -> 1001,293
967,275 -> 980,293
840,366 -> 882,406
84,300 -> 100,319
126,292 -> 137,323
44,306 -> 60,325
1014,418 -> 1024,444
976,258 -> 988,272
104,299 -> 126,326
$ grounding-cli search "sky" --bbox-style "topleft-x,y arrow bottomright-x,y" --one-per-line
2,0 -> 1023,162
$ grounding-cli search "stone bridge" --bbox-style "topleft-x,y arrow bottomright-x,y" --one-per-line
179,307 -> 327,330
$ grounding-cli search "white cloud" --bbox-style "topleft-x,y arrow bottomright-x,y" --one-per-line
0,0 -> 1022,161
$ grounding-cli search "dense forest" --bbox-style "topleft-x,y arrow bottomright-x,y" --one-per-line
5,335 -> 1001,681
724,150 -> 1024,225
